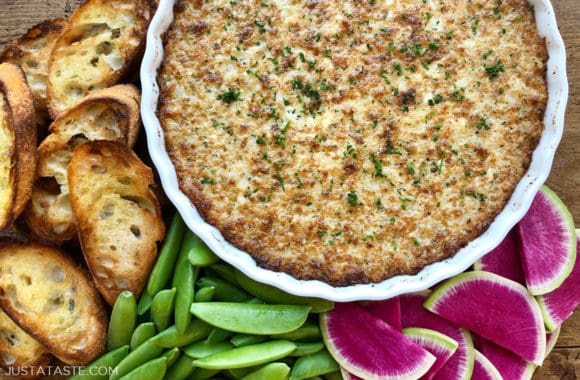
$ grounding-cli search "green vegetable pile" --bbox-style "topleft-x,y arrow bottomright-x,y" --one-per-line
71,214 -> 340,380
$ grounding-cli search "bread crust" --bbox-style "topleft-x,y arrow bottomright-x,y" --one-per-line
24,84 -> 141,244
0,308 -> 53,373
68,141 -> 165,305
0,243 -> 107,365
0,18 -> 68,132
0,63 -> 37,231
46,0 -> 154,117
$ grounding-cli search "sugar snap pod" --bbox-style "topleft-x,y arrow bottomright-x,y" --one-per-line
108,291 -> 137,351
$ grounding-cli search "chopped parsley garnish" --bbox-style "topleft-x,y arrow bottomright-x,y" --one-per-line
200,178 -> 216,185
384,140 -> 403,155
256,134 -> 266,144
274,122 -> 290,147
291,78 -> 321,109
466,191 -> 487,202
393,62 -> 403,76
437,152 -> 446,174
485,60 -> 504,79
273,161 -> 285,190
428,41 -> 439,51
475,117 -> 491,130
428,94 -> 444,106
254,20 -> 266,33
451,88 -> 465,101
379,69 -> 391,84
347,191 -> 360,206
217,88 -> 240,104
370,153 -> 387,178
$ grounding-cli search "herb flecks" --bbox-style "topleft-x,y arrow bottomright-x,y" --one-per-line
466,190 -> 487,202
475,117 -> 491,130
291,78 -> 321,110
428,94 -> 444,106
347,190 -> 360,206
485,60 -> 504,80
200,178 -> 217,185
370,153 -> 387,178
217,88 -> 240,104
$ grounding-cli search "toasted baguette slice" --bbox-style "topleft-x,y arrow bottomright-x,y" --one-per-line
47,0 -> 153,116
0,18 -> 68,130
0,63 -> 37,230
0,243 -> 107,365
24,84 -> 141,243
0,308 -> 53,372
68,141 -> 165,305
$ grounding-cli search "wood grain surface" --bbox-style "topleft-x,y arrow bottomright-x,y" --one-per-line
0,0 -> 578,378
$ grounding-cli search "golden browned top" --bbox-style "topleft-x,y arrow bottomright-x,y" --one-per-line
158,0 -> 547,285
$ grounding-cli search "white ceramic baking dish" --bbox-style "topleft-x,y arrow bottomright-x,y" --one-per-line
140,0 -> 568,301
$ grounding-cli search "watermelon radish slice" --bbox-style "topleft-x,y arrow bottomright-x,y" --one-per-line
475,336 -> 536,380
425,271 -> 546,365
365,296 -> 402,330
320,302 -> 436,379
400,292 -> 475,380
536,233 -> 580,331
517,186 -> 577,295
473,228 -> 525,284
402,327 -> 458,380
472,349 -> 502,380
545,327 -> 561,359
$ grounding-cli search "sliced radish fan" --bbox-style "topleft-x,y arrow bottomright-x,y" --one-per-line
400,292 -> 475,380
472,349 -> 502,380
321,302 -> 436,380
475,336 -> 536,380
402,327 -> 458,380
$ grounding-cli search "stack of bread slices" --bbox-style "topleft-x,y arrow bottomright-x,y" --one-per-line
0,0 -> 166,371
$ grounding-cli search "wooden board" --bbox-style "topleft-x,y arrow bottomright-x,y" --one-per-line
0,0 -> 578,378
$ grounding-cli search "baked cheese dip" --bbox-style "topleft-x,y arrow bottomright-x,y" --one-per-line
158,0 -> 547,285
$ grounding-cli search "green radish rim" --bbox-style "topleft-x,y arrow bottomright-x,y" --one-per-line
537,296 -> 560,332
545,327 -> 561,359
461,330 -> 476,380
473,350 -> 502,380
424,271 -> 546,365
402,327 -> 459,353
536,228 -> 579,331
526,186 -> 577,295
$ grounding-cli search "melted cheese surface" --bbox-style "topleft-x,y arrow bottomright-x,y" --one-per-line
159,0 -> 547,285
